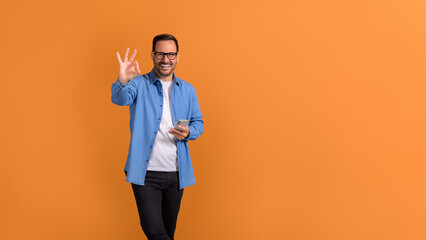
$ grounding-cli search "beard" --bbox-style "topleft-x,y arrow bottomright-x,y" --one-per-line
154,61 -> 176,77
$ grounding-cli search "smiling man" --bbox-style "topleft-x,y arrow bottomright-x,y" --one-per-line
111,34 -> 204,240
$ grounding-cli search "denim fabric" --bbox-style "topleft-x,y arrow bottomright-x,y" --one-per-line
111,68 -> 204,189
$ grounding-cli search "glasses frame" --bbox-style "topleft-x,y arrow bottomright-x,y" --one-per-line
153,51 -> 178,60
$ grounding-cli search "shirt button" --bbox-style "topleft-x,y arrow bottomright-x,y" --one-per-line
158,118 -> 161,120
150,146 -> 153,148
160,104 -> 163,107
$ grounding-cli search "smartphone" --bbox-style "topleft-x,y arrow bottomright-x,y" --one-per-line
173,119 -> 189,131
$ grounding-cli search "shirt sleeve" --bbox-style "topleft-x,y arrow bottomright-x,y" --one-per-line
185,87 -> 204,141
111,76 -> 140,106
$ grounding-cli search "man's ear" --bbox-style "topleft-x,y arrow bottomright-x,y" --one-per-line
151,51 -> 155,61
176,52 -> 180,63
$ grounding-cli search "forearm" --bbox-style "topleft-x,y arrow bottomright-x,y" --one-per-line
111,77 -> 138,106
185,119 -> 204,140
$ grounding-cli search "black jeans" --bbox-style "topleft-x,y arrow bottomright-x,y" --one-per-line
131,171 -> 184,240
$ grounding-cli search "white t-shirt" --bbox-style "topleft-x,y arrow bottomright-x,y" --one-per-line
147,79 -> 178,171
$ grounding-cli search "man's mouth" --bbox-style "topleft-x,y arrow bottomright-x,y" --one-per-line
160,64 -> 171,70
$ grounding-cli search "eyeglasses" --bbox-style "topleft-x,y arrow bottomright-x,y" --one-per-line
154,51 -> 178,60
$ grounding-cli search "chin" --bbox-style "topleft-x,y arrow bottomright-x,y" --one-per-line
160,71 -> 172,76
161,68 -> 174,75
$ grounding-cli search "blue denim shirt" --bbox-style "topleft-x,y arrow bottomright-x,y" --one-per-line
111,68 -> 204,189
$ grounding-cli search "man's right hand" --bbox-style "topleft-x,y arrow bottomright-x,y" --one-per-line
116,48 -> 141,84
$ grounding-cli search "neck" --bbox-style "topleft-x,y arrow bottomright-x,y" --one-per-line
154,69 -> 174,82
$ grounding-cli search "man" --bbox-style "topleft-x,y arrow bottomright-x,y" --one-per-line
111,34 -> 204,240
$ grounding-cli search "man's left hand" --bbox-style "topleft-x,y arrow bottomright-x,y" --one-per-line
169,126 -> 190,140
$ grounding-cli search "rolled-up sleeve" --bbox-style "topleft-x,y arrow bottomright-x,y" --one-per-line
111,76 -> 140,106
185,89 -> 204,141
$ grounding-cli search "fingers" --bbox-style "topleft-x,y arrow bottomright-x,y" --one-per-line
179,126 -> 188,130
116,51 -> 122,64
117,48 -> 138,64
129,49 -> 137,62
135,60 -> 141,74
177,126 -> 189,133
124,47 -> 129,62
169,127 -> 189,140
169,131 -> 184,140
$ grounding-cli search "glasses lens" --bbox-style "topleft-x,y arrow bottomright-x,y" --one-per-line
155,52 -> 165,59
167,53 -> 176,60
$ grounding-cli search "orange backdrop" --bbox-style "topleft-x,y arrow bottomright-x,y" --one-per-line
1,0 -> 425,239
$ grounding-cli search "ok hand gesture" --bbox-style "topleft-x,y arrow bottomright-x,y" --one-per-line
116,48 -> 141,84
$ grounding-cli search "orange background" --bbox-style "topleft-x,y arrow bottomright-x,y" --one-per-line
1,0 -> 425,239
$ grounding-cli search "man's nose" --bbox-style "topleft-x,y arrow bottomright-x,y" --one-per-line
161,56 -> 170,62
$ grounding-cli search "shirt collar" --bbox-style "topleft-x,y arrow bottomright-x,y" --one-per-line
148,68 -> 182,86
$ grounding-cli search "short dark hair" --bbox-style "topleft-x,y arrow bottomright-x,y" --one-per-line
152,34 -> 179,52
